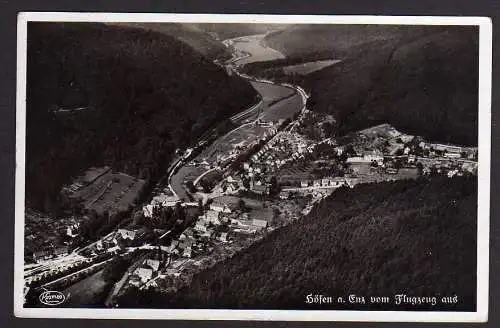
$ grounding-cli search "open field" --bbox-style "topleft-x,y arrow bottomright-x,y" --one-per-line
200,124 -> 269,161
261,93 -> 303,122
69,170 -> 146,215
211,195 -> 274,223
282,59 -> 342,75
212,195 -> 264,209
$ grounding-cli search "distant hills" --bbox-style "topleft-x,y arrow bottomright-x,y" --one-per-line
191,23 -> 289,40
26,22 -> 258,210
263,25 -> 479,146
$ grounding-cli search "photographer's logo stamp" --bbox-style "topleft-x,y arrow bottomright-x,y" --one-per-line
39,290 -> 65,306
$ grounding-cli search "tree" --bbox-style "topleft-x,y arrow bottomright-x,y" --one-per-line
238,198 -> 246,211
133,210 -> 145,226
173,202 -> 186,223
200,179 -> 213,193
429,166 -> 438,176
102,256 -> 130,282
322,122 -> 336,137
416,162 -> 424,175
186,180 -> 196,193
269,176 -> 280,197
198,199 -> 204,213
242,178 -> 251,190
344,144 -> 356,157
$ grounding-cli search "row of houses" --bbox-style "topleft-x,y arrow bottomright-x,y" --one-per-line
299,176 -> 347,188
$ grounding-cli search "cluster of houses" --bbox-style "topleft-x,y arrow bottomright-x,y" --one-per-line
32,246 -> 69,263
160,198 -> 270,262
338,133 -> 478,179
91,228 -> 149,254
143,190 -> 180,218
161,201 -> 233,259
130,257 -> 163,287
421,142 -> 477,160
25,210 -> 83,264
230,213 -> 269,234
249,132 -> 315,175
215,175 -> 244,194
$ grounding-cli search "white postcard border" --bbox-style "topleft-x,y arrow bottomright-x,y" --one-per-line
14,12 -> 492,322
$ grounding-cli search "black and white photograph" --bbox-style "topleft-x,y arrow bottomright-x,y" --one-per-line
14,13 -> 491,322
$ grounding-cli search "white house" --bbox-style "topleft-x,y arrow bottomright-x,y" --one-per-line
205,210 -> 221,223
444,152 -> 461,159
117,229 -> 137,240
346,156 -> 368,163
194,222 -> 208,232
363,150 -> 384,164
209,203 -> 232,213
279,191 -> 290,199
66,223 -> 80,238
218,232 -> 229,242
330,177 -> 345,187
434,143 -> 462,154
134,266 -> 153,282
252,218 -> 268,229
143,204 -> 154,218
144,259 -> 161,272
182,246 -> 193,258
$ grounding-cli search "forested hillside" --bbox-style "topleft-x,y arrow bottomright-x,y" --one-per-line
260,25 -> 479,146
26,23 -> 258,210
264,25 -> 439,59
109,23 -> 231,60
119,176 -> 477,310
